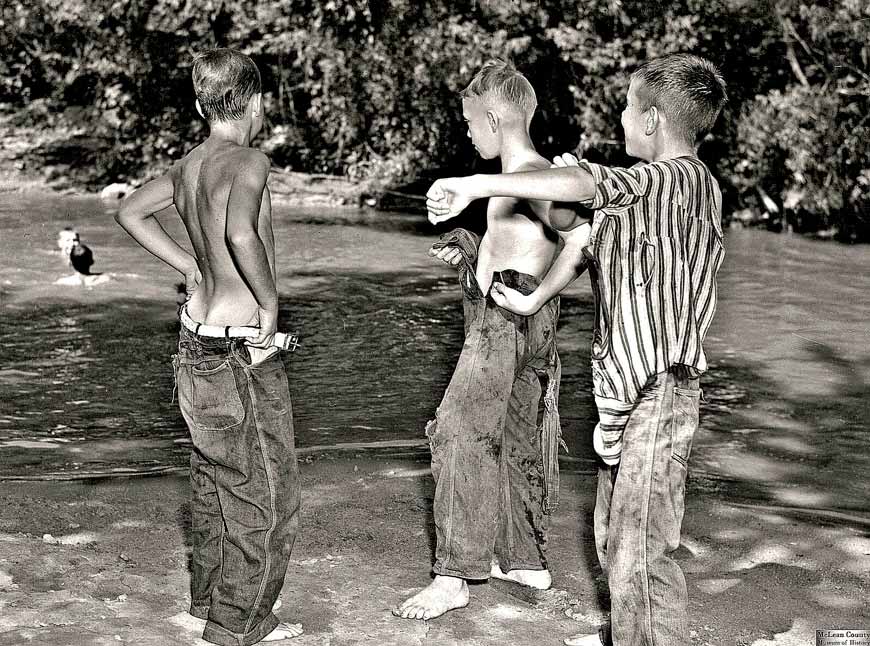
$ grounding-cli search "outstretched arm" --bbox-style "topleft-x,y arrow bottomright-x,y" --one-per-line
427,157 -> 596,225
225,152 -> 278,347
116,171 -> 201,294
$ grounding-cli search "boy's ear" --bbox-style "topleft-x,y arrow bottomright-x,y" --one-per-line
645,106 -> 659,136
195,100 -> 205,119
486,110 -> 498,133
251,93 -> 262,117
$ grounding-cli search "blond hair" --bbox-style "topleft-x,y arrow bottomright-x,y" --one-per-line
192,48 -> 261,123
460,59 -> 537,122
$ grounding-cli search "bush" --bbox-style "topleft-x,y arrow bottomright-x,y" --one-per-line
2,0 -> 868,239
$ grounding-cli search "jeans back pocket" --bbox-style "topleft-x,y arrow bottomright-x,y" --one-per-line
178,360 -> 245,432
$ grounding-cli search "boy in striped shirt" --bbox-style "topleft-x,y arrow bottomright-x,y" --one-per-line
425,53 -> 727,646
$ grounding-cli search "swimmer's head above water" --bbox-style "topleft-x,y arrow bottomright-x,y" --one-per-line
57,227 -> 95,276
57,227 -> 79,257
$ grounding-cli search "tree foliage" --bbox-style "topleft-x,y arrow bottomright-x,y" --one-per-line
2,0 -> 868,239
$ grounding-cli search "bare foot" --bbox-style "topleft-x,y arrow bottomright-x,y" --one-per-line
172,598 -> 284,633
392,575 -> 470,620
262,622 -> 303,641
490,561 -> 552,590
169,611 -> 208,634
564,625 -> 611,646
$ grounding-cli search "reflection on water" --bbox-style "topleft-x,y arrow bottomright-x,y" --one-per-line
0,194 -> 596,480
1,195 -> 868,515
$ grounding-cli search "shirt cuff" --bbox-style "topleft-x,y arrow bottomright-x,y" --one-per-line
577,160 -> 611,210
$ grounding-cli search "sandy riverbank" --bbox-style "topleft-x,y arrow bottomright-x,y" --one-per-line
1,455 -> 868,646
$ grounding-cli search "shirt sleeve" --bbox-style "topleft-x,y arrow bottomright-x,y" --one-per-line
578,161 -> 651,211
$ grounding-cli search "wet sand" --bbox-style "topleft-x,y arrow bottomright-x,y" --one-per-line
1,456 -> 867,646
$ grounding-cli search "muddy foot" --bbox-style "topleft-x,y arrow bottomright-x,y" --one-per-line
171,598 -> 284,633
392,575 -> 470,620
490,561 -> 552,590
262,622 -> 303,641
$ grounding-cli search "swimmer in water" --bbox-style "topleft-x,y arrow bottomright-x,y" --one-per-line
54,227 -> 110,287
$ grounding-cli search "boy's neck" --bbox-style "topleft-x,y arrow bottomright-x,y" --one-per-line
208,120 -> 254,147
498,132 -> 541,172
647,138 -> 697,163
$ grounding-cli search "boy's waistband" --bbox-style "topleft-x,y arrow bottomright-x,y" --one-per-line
179,306 -> 299,352
494,268 -> 543,295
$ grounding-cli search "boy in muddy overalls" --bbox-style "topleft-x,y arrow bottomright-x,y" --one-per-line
393,59 -> 590,621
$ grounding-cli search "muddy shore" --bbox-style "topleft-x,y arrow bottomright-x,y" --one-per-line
1,454 -> 868,646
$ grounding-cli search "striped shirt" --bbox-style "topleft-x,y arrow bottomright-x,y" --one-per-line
580,156 -> 725,411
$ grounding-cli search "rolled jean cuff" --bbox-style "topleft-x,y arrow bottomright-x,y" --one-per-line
189,603 -> 210,620
498,560 -> 547,572
202,612 -> 280,646
432,562 -> 490,581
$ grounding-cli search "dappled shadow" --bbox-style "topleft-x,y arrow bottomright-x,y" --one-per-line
694,340 -> 870,514
533,334 -> 870,643
662,342 -> 870,643
676,497 -> 870,644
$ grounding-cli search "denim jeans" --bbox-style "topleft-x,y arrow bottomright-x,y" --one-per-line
174,326 -> 301,646
427,263 -> 560,580
594,368 -> 700,646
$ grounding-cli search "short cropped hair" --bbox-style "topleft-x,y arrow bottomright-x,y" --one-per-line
460,59 -> 537,121
192,48 -> 261,123
631,54 -> 727,144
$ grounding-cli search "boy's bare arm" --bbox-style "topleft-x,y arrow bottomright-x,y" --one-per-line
427,165 -> 597,225
225,151 -> 278,346
116,171 -> 201,291
491,215 -> 591,316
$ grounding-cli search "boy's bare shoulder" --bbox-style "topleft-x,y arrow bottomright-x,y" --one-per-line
514,156 -> 553,214
168,147 -> 202,184
229,147 -> 271,177
214,147 -> 271,194
229,146 -> 269,164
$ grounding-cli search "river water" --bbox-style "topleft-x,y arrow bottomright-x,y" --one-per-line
1,193 -> 868,515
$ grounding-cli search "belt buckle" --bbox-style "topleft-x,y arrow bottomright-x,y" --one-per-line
279,333 -> 301,353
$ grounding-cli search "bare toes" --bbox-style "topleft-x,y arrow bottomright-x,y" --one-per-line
262,622 -> 303,641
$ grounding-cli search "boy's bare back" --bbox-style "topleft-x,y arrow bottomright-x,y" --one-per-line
476,156 -> 557,293
172,140 -> 275,328
117,47 -> 280,349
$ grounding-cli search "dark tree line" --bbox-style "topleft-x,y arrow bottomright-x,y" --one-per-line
2,1 -> 868,239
